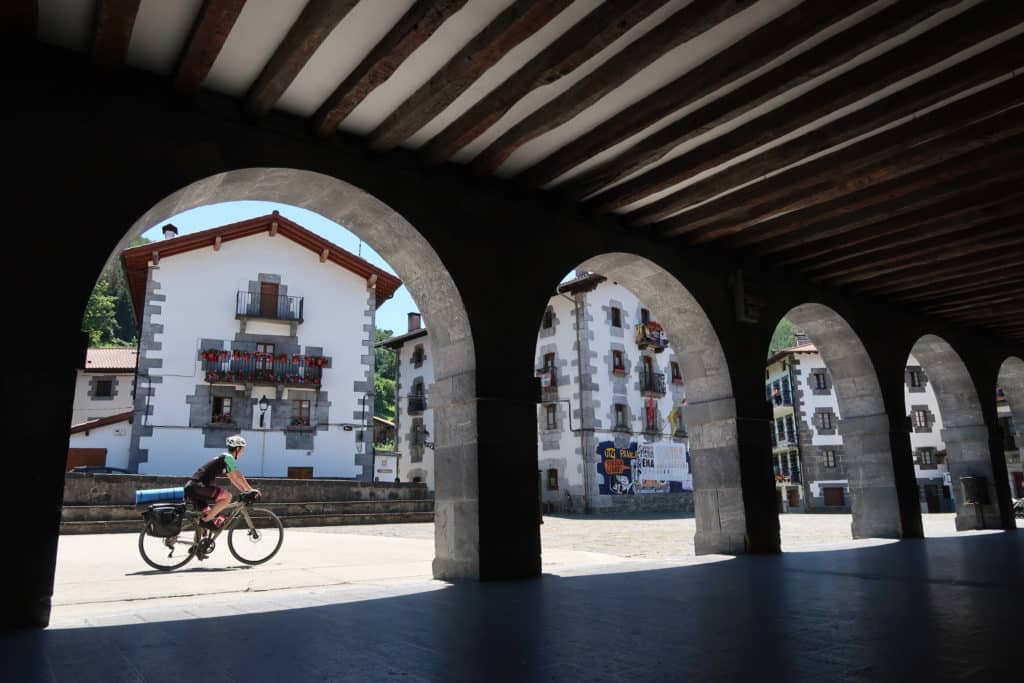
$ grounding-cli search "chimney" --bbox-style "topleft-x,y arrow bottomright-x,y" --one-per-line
162,224 -> 179,240
793,329 -> 812,347
408,312 -> 422,332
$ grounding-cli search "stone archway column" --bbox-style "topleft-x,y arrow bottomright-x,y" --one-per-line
689,396 -> 748,555
838,413 -> 904,538
942,423 -> 1000,530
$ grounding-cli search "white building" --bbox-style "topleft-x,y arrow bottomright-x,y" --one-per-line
998,389 -> 1022,498
766,338 -> 953,513
121,213 -> 401,479
378,274 -> 692,513
71,348 -> 137,425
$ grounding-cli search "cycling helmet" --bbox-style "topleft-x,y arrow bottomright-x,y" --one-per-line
226,435 -> 247,448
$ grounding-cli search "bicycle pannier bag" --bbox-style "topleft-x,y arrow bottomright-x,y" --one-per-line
145,504 -> 185,538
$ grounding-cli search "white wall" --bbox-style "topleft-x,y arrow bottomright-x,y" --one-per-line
69,420 -> 132,469
905,353 -> 948,483
394,333 -> 435,489
797,350 -> 844,448
135,232 -> 373,477
71,371 -> 135,424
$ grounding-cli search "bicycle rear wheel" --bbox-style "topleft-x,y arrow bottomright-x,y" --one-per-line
138,516 -> 199,571
227,507 -> 284,565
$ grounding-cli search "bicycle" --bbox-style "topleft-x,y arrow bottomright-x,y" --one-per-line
138,491 -> 284,571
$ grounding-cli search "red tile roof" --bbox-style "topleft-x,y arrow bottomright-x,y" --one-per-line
84,348 -> 138,372
120,212 -> 403,323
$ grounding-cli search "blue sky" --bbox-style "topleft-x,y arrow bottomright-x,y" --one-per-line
140,201 -> 419,335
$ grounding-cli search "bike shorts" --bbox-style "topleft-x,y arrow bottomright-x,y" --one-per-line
185,481 -> 225,507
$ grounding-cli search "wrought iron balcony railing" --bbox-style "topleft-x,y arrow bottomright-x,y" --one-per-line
236,291 -> 304,322
201,352 -> 324,387
639,371 -> 666,396
408,395 -> 428,413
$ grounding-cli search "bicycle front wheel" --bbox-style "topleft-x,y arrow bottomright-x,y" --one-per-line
138,516 -> 199,571
227,507 -> 284,565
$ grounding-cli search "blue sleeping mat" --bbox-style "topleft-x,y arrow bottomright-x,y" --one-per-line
134,487 -> 185,506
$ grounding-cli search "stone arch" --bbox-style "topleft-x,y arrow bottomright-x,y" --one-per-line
577,253 -> 743,554
785,303 -> 902,538
911,335 -> 999,529
124,168 -> 477,580
998,357 -> 1024,499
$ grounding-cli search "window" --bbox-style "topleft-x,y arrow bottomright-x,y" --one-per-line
412,345 -> 425,368
547,468 -> 559,491
640,308 -> 650,324
94,379 -> 113,398
542,307 -> 554,329
781,377 -> 791,404
256,342 -> 274,370
812,372 -> 827,390
785,416 -> 795,442
824,450 -> 837,468
612,350 -> 625,374
771,381 -> 782,405
212,396 -> 232,423
614,403 -> 628,430
671,361 -> 682,383
292,399 -> 311,426
912,409 -> 929,429
918,448 -> 934,466
545,404 -> 557,430
776,417 -> 785,440
543,353 -> 556,371
610,307 -> 622,327
818,412 -> 833,431
909,369 -> 923,388
645,402 -> 658,432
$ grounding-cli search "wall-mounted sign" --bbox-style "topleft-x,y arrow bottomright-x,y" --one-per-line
596,441 -> 692,495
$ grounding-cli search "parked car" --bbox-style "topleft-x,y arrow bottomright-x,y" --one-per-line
69,466 -> 129,474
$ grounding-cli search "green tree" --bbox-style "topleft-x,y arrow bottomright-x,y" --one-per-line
374,329 -> 397,380
81,236 -> 150,346
768,318 -> 797,357
374,329 -> 397,419
82,284 -> 118,346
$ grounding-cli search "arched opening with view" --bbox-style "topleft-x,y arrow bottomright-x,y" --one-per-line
65,168 -> 478,587
997,357 -> 1024,508
775,303 -> 902,541
909,335 -> 999,531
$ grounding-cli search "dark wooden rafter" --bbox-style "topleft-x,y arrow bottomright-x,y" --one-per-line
615,5 -> 1024,224
368,0 -> 574,152
806,208 -> 1024,281
913,280 -> 1024,311
859,250 -> 1024,295
897,269 -> 1024,303
830,238 -> 1024,288
524,1 -> 955,191
470,0 -> 758,175
715,141 -> 1024,254
923,289 -> 1024,315
173,0 -> 247,97
244,0 -> 359,116
90,0 -> 141,67
656,74 -> 1024,244
1,0 -> 37,40
420,0 -> 669,164
773,190 -> 1024,271
312,0 -> 467,137
544,0 -> 894,195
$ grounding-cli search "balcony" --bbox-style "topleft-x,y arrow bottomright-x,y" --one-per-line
201,351 -> 324,388
639,371 -> 666,396
408,395 -> 428,414
236,291 -> 304,323
635,322 -> 668,352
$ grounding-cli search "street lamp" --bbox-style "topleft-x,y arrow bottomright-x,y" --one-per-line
258,395 -> 270,428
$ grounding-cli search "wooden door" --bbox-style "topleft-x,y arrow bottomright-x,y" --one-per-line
924,484 -> 940,513
260,282 -> 279,317
1013,472 -> 1023,498
287,467 -> 313,479
66,448 -> 107,471
787,487 -> 801,508
823,487 -> 845,507
776,488 -> 783,513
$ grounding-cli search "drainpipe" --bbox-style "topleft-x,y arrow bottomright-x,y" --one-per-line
559,290 -> 591,514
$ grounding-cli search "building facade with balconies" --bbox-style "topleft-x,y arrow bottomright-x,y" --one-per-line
767,338 -> 953,513
121,213 -> 401,479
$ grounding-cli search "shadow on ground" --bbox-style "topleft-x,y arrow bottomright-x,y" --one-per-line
9,532 -> 1022,682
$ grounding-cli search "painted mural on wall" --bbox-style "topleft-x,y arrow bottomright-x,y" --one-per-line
597,441 -> 692,495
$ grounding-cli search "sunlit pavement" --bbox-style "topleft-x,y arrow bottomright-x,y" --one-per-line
50,513 -> 971,628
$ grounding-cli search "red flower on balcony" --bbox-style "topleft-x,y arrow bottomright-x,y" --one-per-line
292,354 -> 300,363
219,351 -> 228,361
233,351 -> 241,360
313,377 -> 321,385
316,358 -> 325,367
243,352 -> 251,361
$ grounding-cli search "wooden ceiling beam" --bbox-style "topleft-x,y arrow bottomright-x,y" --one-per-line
772,192 -> 1024,271
942,307 -> 1024,324
368,0 -> 574,151
244,0 -> 359,117
859,251 -> 1024,295
470,0 -> 758,175
896,270 -> 1024,304
688,133 -> 1024,247
826,237 -> 1024,288
922,289 -> 1024,315
657,72 -> 1024,241
524,0 -> 884,190
421,0 -> 667,164
173,0 -> 247,97
312,0 -> 467,137
805,215 -> 1024,282
89,0 -> 141,67
618,16 -> 1024,223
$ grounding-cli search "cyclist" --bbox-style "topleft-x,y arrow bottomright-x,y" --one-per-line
185,434 -> 260,530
